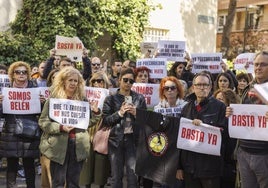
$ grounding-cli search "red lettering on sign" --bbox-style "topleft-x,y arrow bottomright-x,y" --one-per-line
258,116 -> 267,128
232,115 -> 255,127
8,91 -> 31,100
208,133 -> 217,145
10,101 -> 30,110
181,127 -> 204,142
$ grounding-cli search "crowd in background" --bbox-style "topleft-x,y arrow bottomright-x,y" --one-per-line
0,48 -> 267,188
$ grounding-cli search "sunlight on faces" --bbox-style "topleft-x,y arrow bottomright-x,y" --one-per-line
218,75 -> 230,89
13,66 -> 28,82
64,74 -> 79,96
193,76 -> 211,102
163,80 -> 178,100
120,74 -> 134,91
254,54 -> 268,83
136,71 -> 149,83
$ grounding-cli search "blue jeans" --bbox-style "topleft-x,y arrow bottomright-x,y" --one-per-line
237,147 -> 268,188
108,134 -> 137,188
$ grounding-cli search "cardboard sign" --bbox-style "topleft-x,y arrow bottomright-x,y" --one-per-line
140,42 -> 158,58
157,40 -> 186,61
2,88 -> 41,114
131,83 -> 160,108
177,117 -> 222,156
49,98 -> 90,129
0,74 -> 10,93
85,87 -> 109,110
55,35 -> 84,62
191,53 -> 222,73
136,58 -> 167,79
229,104 -> 268,141
234,53 -> 255,73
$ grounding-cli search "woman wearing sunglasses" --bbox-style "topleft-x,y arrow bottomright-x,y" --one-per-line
0,61 -> 45,187
154,76 -> 187,188
102,68 -> 147,188
80,71 -> 111,188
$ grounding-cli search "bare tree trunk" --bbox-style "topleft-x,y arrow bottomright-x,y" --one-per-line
221,0 -> 237,59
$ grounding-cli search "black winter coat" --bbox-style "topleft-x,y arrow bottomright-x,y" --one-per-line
0,80 -> 40,158
179,94 -> 227,178
102,90 -> 147,147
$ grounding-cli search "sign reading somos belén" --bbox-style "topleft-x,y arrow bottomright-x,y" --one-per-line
228,104 -> 268,141
2,88 -> 41,114
49,98 -> 90,129
85,87 -> 109,110
177,117 -> 222,156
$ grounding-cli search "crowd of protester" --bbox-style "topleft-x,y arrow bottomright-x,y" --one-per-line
0,48 -> 267,188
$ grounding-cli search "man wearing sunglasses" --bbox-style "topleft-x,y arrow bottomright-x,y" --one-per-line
91,57 -> 102,74
102,68 -> 147,188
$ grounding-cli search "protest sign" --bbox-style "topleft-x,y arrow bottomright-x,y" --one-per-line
234,53 -> 255,73
39,87 -> 50,99
254,82 -> 268,104
55,35 -> 84,62
177,117 -> 222,156
229,104 -> 268,141
2,88 -> 41,114
85,87 -> 109,110
0,74 -> 10,93
136,58 -> 167,79
157,40 -> 186,61
154,106 -> 183,118
191,53 -> 222,73
140,42 -> 158,58
49,98 -> 90,129
131,83 -> 159,108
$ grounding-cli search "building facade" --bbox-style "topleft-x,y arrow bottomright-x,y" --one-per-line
217,0 -> 268,58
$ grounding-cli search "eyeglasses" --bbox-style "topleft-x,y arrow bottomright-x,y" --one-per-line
92,63 -> 101,67
14,70 -> 28,75
254,62 -> 268,68
91,79 -> 104,84
122,78 -> 135,84
163,86 -> 177,91
194,83 -> 210,89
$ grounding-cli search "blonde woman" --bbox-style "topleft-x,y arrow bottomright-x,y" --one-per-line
80,71 -> 111,188
39,67 -> 101,187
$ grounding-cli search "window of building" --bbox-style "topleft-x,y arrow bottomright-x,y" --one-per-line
143,28 -> 169,42
217,15 -> 227,32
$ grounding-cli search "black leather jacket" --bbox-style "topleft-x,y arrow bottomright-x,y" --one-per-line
102,90 -> 147,147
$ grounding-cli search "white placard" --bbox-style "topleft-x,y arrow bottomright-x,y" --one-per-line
85,87 -> 109,110
229,104 -> 268,141
2,88 -> 41,114
234,53 -> 255,73
49,98 -> 90,129
154,107 -> 183,117
191,53 -> 222,73
55,35 -> 84,62
0,74 -> 10,93
39,87 -> 50,99
177,117 -> 222,156
157,40 -> 186,61
131,83 -> 160,108
136,58 -> 167,79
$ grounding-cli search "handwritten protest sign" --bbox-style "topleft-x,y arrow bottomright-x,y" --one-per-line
49,98 -> 90,129
229,104 -> 268,141
0,74 -> 10,93
191,53 -> 222,73
234,53 -> 255,73
85,87 -> 109,110
55,35 -> 84,62
157,40 -> 186,61
131,83 -> 159,108
2,88 -> 41,114
154,106 -> 183,118
136,58 -> 167,79
177,117 -> 222,156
